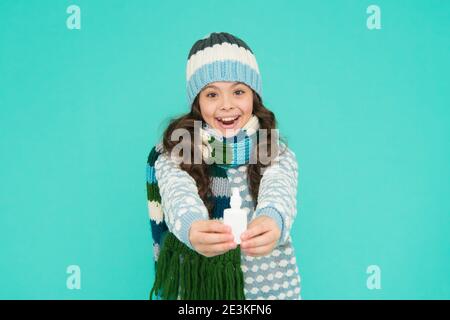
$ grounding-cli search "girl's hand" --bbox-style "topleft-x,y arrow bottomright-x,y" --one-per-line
240,216 -> 281,257
189,220 -> 237,257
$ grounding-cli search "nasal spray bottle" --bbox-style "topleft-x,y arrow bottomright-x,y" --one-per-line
223,187 -> 247,244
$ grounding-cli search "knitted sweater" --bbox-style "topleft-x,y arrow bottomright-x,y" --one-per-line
146,142 -> 301,300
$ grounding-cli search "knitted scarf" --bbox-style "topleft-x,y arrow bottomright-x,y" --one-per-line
147,115 -> 260,300
200,115 -> 260,167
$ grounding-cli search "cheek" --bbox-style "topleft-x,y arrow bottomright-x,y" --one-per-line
199,100 -> 216,123
239,96 -> 254,118
232,102 -> 253,130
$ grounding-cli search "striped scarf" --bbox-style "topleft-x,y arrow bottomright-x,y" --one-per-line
147,116 -> 260,300
200,115 -> 260,167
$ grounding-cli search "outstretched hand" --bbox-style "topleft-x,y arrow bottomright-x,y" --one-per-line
189,220 -> 237,258
240,216 -> 281,257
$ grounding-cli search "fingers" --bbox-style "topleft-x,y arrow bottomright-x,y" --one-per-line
240,218 -> 280,257
241,223 -> 270,241
190,220 -> 236,257
194,220 -> 233,244
242,243 -> 274,257
241,230 -> 278,249
197,241 -> 237,256
197,232 -> 234,245
197,220 -> 232,234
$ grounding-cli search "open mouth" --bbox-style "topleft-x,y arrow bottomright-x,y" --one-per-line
215,115 -> 241,129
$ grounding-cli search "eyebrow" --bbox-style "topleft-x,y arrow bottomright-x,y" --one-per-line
202,82 -> 245,91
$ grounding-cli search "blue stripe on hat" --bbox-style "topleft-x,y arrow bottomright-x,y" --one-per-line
186,60 -> 262,106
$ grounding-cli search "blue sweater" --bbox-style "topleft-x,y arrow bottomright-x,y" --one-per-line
150,142 -> 301,300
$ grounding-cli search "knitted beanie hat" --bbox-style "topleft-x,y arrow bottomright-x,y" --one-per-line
186,32 -> 262,107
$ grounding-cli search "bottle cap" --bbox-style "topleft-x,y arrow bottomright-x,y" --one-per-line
230,187 -> 242,209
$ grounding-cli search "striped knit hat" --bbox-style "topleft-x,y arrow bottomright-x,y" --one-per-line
186,32 -> 262,107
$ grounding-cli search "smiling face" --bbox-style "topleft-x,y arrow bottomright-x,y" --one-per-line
198,81 -> 254,137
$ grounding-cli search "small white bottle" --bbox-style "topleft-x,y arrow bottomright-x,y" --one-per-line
223,187 -> 247,244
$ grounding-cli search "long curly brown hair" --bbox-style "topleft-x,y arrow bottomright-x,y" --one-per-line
161,91 -> 287,218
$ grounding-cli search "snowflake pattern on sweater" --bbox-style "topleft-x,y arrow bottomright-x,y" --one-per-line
148,142 -> 301,300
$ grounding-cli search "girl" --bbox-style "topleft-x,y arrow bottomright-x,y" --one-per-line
146,32 -> 300,300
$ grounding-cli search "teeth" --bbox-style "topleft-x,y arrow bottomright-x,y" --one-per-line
217,116 -> 239,121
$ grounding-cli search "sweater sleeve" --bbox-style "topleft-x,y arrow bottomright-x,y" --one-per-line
253,143 -> 299,246
154,151 -> 209,250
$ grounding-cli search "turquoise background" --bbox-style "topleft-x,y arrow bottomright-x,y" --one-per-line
0,0 -> 449,299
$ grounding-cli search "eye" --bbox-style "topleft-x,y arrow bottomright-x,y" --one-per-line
234,89 -> 245,95
206,92 -> 217,98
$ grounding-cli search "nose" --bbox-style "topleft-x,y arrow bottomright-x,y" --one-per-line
219,95 -> 235,111
220,104 -> 234,111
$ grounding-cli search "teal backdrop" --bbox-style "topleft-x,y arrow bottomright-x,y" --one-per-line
0,0 -> 449,299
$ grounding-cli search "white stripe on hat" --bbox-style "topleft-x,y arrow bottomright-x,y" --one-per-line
186,42 -> 260,81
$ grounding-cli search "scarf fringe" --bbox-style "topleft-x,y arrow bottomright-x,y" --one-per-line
149,232 -> 245,300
